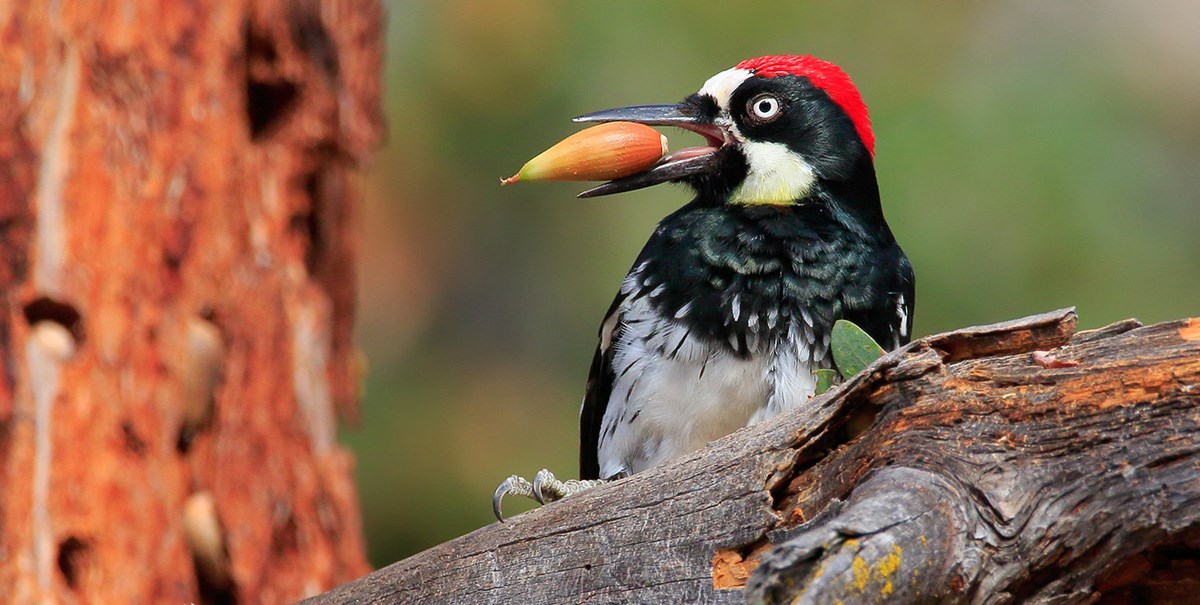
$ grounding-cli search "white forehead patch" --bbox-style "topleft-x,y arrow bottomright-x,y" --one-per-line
698,67 -> 752,110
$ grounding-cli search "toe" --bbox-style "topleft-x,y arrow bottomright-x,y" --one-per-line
531,469 -> 556,504
492,475 -> 531,522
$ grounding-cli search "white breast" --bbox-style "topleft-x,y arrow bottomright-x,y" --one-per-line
596,295 -> 818,479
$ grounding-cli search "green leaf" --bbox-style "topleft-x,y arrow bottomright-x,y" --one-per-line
831,319 -> 885,380
813,369 -> 839,395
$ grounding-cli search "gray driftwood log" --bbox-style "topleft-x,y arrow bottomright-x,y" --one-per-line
308,309 -> 1200,604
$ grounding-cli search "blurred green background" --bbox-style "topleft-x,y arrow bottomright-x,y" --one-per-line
346,0 -> 1200,566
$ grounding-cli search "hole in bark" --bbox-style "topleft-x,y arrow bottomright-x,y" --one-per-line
195,570 -> 238,605
244,21 -> 299,140
754,396 -> 889,540
176,316 -> 225,455
770,403 -> 885,514
121,421 -> 147,456
584,563 -> 593,571
199,305 -> 217,323
23,297 -> 84,343
176,427 -> 195,454
193,553 -> 238,605
841,406 -> 878,441
270,503 -> 300,556
57,536 -> 90,589
163,220 -> 191,273
246,80 -> 299,139
184,492 -> 237,604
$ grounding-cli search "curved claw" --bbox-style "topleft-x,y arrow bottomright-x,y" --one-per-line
493,475 -> 532,522
492,471 -> 576,522
531,469 -> 553,504
493,478 -> 513,523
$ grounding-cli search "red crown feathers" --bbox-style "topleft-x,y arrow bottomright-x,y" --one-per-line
736,55 -> 874,157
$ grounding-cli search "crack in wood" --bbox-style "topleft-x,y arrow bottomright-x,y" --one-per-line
304,310 -> 1200,604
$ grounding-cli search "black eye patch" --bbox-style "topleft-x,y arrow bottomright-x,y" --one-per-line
729,75 -> 866,178
729,77 -> 804,124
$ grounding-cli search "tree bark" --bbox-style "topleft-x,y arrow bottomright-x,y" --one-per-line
306,309 -> 1200,604
0,1 -> 383,603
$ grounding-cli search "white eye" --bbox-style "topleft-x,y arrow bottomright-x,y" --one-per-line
749,94 -> 781,122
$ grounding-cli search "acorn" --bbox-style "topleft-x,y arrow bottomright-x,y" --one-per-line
502,122 -> 668,184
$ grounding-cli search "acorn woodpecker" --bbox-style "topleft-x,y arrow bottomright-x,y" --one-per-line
494,55 -> 914,520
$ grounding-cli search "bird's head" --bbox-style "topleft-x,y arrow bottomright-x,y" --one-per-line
576,55 -> 875,206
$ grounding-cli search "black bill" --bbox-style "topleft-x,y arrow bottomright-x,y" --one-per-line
572,104 -> 725,198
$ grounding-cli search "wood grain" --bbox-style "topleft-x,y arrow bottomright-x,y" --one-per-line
306,309 -> 1200,603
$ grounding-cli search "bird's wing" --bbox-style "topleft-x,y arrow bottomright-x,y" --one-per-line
578,292 -> 624,480
898,285 -> 915,347
840,247 -> 915,351
895,254 -> 916,348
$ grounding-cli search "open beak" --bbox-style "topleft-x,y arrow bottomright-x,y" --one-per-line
571,104 -> 727,198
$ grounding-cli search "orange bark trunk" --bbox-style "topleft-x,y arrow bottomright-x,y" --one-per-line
0,1 -> 383,602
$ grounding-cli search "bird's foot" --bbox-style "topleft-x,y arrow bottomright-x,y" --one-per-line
492,469 -> 606,522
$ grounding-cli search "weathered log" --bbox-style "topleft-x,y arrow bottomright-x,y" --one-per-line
307,309 -> 1200,604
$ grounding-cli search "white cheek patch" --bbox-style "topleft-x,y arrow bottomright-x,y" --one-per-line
699,66 -> 818,205
731,140 -> 818,205
698,67 -> 752,110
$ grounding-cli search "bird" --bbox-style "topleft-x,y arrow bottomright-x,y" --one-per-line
493,55 -> 914,520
